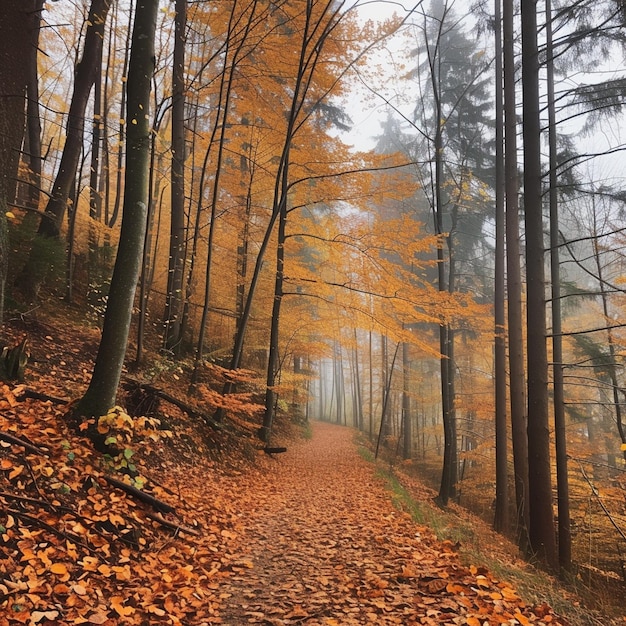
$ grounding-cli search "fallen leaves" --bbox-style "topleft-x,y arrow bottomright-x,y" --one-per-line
215,422 -> 569,625
0,322 -> 579,625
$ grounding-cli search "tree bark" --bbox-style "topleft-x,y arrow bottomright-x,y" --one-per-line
39,0 -> 112,238
163,0 -> 187,354
546,0 -> 571,571
402,339 -> 412,460
521,0 -> 558,570
493,0 -> 508,535
0,0 -> 33,323
75,0 -> 159,422
503,0 -> 530,550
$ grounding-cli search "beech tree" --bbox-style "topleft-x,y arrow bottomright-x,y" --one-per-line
163,0 -> 187,354
0,0 -> 35,323
76,0 -> 159,425
39,0 -> 113,239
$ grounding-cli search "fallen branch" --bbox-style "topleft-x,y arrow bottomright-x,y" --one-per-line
0,431 -> 49,456
13,387 -> 69,405
123,379 -> 230,433
263,447 -> 287,455
0,492 -> 56,510
102,475 -> 175,514
145,511 -> 200,536
7,508 -> 103,559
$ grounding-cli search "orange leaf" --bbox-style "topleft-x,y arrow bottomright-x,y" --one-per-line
87,612 -> 109,624
501,586 -> 519,601
111,596 -> 135,617
30,610 -> 60,623
72,583 -> 88,596
50,563 -> 68,575
513,612 -> 530,626
97,563 -> 111,577
8,465 -> 23,480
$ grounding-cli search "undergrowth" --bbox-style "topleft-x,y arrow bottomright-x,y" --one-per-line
355,435 -> 624,626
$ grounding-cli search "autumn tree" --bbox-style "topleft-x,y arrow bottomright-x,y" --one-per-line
407,0 -> 494,505
0,0 -> 36,323
75,0 -> 159,426
163,0 -> 187,354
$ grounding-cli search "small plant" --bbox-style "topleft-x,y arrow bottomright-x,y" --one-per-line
96,406 -> 171,488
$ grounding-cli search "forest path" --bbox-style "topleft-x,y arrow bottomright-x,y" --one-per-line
217,421 -> 562,625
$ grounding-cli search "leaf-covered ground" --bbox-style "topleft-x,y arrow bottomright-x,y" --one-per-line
0,318 -> 617,625
216,422 -> 566,626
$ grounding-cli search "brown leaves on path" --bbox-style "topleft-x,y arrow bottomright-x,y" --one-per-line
217,421 -> 566,625
0,317 -> 566,625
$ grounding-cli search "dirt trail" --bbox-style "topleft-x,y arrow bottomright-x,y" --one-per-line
217,421 -> 563,625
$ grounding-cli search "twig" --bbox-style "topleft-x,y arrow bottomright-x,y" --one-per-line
23,456 -> 47,499
577,461 -> 626,542
13,387 -> 69,405
0,492 -> 56,510
0,431 -> 49,457
102,475 -> 175,514
7,508 -> 104,559
145,511 -> 200,536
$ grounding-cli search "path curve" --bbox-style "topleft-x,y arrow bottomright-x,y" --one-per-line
217,421 -> 562,625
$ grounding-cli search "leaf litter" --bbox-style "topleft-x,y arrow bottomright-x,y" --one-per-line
0,320 -> 571,625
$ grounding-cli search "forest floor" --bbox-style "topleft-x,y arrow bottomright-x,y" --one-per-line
0,315 -> 624,625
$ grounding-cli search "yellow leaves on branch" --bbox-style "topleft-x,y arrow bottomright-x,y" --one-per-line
96,406 -> 172,446
197,384 -> 263,419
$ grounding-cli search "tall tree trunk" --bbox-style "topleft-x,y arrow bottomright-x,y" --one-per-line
89,43 -> 104,233
402,339 -> 412,460
135,124 -> 164,364
521,0 -> 558,570
230,0 -> 344,428
353,328 -> 363,431
39,0 -> 113,238
0,0 -> 34,323
163,0 -> 187,354
108,0 -> 133,228
503,0 -> 530,549
194,0 -> 258,381
493,0 -> 509,534
432,85 -> 456,506
24,0 -> 44,214
369,328 -> 374,439
76,0 -> 159,424
375,341 -> 400,458
546,0 -> 571,571
260,193 -> 286,443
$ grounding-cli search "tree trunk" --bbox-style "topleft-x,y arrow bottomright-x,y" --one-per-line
521,0 -> 558,570
435,121 -> 456,506
40,0 -> 113,238
0,0 -> 33,323
546,0 -> 571,571
402,339 -> 412,460
353,328 -> 363,430
108,1 -> 133,229
493,0 -> 508,535
24,0 -> 44,214
261,195 -> 287,443
503,0 -> 530,549
163,0 -> 187,354
75,0 -> 159,423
